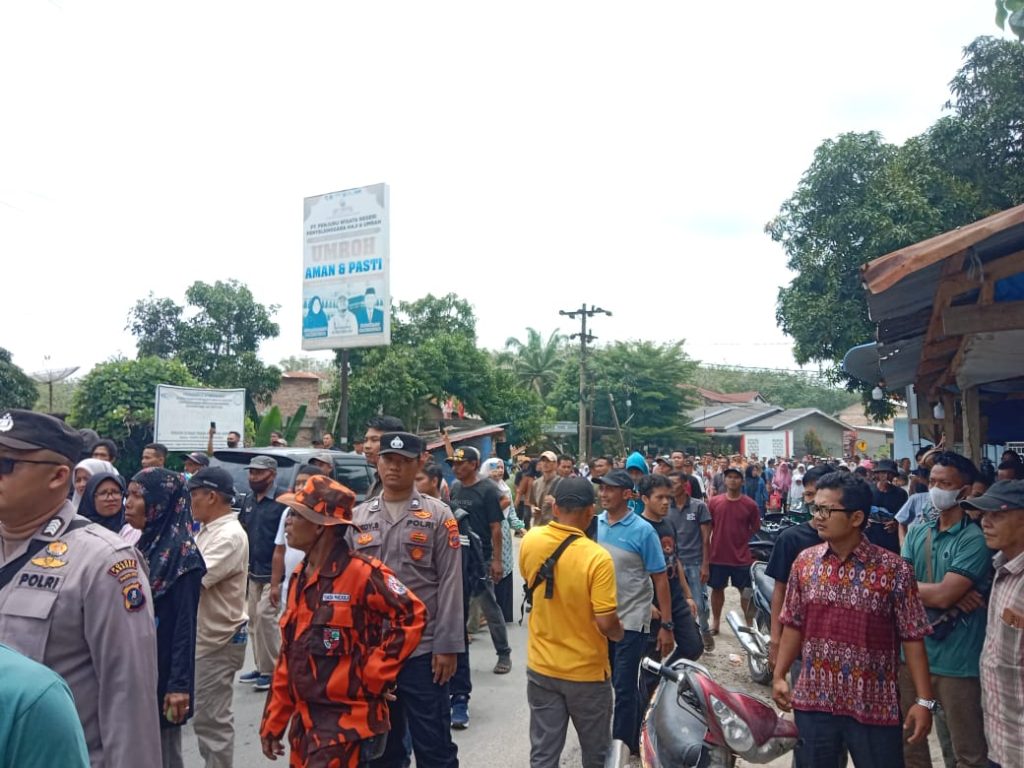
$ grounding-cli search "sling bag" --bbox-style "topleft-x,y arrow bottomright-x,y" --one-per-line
518,534 -> 580,625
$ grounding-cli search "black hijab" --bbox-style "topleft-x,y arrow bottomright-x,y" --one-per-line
78,472 -> 127,534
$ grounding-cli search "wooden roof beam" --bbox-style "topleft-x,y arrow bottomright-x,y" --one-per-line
942,300 -> 1024,336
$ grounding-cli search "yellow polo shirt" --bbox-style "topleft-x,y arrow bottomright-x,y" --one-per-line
518,521 -> 617,682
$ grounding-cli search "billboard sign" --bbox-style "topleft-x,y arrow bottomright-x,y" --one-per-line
302,183 -> 390,350
154,385 -> 246,451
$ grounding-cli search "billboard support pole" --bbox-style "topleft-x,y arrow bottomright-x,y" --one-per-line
332,350 -> 350,449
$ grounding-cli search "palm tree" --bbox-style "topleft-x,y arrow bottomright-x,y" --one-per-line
502,327 -> 566,398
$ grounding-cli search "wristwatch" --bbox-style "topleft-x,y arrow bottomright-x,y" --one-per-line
915,697 -> 937,711
660,621 -> 674,631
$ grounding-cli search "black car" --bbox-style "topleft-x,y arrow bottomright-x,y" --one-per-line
209,447 -> 374,504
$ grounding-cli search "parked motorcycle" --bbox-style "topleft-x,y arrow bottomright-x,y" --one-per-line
726,560 -> 775,685
748,512 -> 797,563
604,657 -> 798,767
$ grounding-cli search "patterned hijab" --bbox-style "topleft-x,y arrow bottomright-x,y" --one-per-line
78,472 -> 126,534
131,468 -> 206,599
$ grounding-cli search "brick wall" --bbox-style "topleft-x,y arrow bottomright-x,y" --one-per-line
270,374 -> 321,420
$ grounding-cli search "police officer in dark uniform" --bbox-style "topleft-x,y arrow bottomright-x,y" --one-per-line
350,432 -> 463,767
0,410 -> 161,767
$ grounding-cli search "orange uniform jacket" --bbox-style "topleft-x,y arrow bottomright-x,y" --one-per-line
260,540 -> 426,765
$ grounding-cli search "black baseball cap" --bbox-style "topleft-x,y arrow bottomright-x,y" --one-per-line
554,477 -> 597,507
185,451 -> 210,467
960,480 -> 1024,513
379,432 -> 425,458
0,409 -> 83,464
723,466 -> 744,478
593,469 -> 634,489
187,467 -> 235,497
446,446 -> 481,464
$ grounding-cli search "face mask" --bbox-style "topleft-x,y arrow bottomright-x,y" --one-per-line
929,486 -> 961,511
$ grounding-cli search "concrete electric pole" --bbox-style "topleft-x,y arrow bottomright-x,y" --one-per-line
558,303 -> 611,461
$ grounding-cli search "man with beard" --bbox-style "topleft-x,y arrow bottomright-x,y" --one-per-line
237,456 -> 288,691
363,416 -> 406,499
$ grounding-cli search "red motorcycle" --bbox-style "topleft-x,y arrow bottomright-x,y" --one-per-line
606,657 -> 799,767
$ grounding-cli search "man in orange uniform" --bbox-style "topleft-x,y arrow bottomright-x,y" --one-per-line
259,476 -> 426,768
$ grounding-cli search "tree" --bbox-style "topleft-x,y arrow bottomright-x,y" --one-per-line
0,347 -> 38,410
803,428 -> 825,457
694,366 -> 859,414
500,328 -> 567,397
994,1 -> 1024,39
128,280 -> 282,413
69,357 -> 199,475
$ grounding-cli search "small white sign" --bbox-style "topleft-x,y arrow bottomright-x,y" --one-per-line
154,385 -> 246,451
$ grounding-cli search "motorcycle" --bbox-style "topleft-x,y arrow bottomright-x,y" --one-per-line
605,657 -> 799,767
748,513 -> 797,563
726,561 -> 775,685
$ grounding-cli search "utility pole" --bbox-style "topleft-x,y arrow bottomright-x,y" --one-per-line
559,303 -> 611,462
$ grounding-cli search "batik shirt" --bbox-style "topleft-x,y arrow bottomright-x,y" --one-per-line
260,541 -> 426,762
780,537 -> 930,726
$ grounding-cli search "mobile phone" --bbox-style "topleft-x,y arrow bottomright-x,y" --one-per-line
210,421 -> 216,430
439,419 -> 447,433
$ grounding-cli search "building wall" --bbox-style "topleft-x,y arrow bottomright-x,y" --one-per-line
791,414 -> 846,457
740,431 -> 792,459
269,377 -> 322,447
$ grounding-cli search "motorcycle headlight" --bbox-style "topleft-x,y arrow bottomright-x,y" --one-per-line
708,695 -> 754,753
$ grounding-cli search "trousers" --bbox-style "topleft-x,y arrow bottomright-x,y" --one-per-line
608,629 -> 646,753
527,669 -> 612,768
160,727 -> 183,768
475,579 -> 510,658
682,563 -> 710,633
899,667 -> 988,768
248,579 -> 280,674
193,640 -> 246,768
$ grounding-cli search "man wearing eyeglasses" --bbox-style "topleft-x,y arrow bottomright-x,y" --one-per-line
0,409 -> 161,767
772,471 -> 935,767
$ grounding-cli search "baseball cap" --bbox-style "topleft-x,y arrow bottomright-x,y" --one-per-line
554,477 -> 597,507
960,480 -> 1024,513
311,451 -> 336,465
723,466 -> 744,478
277,475 -> 358,527
184,452 -> 210,467
539,450 -> 558,462
246,455 -> 278,471
446,446 -> 481,464
379,432 -> 425,459
187,467 -> 235,496
593,469 -> 634,489
0,409 -> 83,464
654,455 -> 672,466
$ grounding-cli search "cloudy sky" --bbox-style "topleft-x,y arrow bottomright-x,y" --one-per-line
0,1 -> 1007,382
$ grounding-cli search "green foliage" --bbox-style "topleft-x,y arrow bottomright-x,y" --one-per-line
0,347 -> 38,410
550,340 -> 699,455
694,366 -> 858,415
994,0 -> 1024,39
33,379 -> 78,414
331,293 -> 546,447
803,428 -> 825,457
127,280 -> 282,413
253,405 -> 307,446
69,357 -> 199,476
769,36 -> 1024,420
499,327 -> 568,397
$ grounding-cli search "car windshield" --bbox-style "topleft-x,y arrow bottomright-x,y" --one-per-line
209,450 -> 372,502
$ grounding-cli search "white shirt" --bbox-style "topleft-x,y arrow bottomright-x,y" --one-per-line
274,510 -> 305,601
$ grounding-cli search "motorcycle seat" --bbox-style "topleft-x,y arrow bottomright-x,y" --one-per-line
752,562 -> 775,601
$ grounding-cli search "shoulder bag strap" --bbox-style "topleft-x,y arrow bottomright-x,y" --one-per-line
0,518 -> 91,592
924,526 -> 934,583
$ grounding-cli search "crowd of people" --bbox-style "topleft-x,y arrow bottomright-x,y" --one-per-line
1,405 -> 1023,768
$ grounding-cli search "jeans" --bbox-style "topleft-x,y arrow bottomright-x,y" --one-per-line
794,710 -> 904,767
608,629 -> 646,753
682,563 -> 709,633
475,579 -> 511,658
371,654 -> 458,768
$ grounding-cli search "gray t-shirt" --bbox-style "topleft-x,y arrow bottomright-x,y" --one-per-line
667,498 -> 711,565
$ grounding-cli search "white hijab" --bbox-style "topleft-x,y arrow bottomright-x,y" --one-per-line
71,458 -> 119,510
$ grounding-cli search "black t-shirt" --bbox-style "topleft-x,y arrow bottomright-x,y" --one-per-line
869,485 -> 907,553
765,522 -> 822,584
449,478 -> 503,561
239,489 -> 288,580
640,515 -> 685,603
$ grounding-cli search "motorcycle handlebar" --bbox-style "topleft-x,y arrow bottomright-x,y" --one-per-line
640,657 -> 684,683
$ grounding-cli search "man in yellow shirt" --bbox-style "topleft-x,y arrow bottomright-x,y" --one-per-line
519,477 -> 625,768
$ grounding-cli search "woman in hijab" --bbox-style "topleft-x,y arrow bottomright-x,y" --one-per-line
125,468 -> 206,768
70,458 -> 118,511
77,472 -> 133,539
772,460 -> 792,510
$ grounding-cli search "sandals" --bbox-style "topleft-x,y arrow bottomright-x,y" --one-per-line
493,657 -> 512,674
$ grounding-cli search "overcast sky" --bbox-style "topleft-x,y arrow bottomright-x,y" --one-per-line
0,1 -> 1007,382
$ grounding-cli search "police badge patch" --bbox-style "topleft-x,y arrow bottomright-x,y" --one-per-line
122,582 -> 146,612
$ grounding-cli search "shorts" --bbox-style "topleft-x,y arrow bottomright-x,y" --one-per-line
707,563 -> 752,590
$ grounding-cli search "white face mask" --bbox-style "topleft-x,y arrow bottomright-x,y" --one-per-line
929,486 -> 962,511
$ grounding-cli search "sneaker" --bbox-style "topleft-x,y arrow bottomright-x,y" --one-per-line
253,674 -> 272,691
701,631 -> 715,652
451,697 -> 469,729
239,669 -> 261,684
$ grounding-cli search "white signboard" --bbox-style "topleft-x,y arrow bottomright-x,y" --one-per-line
302,183 -> 390,350
154,385 -> 246,451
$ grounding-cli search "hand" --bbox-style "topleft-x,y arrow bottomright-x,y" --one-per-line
903,704 -> 932,744
262,735 -> 285,760
956,589 -> 985,613
269,584 -> 281,609
699,564 -> 709,585
656,627 -> 675,658
650,605 -> 661,621
884,519 -> 897,533
163,692 -> 190,724
686,598 -> 698,618
432,653 -> 457,685
490,560 -> 503,583
768,640 -> 780,671
543,495 -> 555,508
208,426 -> 216,437
772,677 -> 792,712
383,683 -> 398,702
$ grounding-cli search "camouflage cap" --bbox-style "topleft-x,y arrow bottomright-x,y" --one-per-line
277,474 -> 358,527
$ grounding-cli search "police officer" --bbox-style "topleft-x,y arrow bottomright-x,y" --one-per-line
260,475 -> 426,767
0,409 -> 161,767
350,432 -> 464,768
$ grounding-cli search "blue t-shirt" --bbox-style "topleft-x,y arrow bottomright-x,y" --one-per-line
0,644 -> 90,768
598,510 -> 666,632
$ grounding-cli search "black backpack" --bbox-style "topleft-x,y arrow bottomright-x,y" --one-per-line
452,508 -> 487,595
519,534 -> 580,625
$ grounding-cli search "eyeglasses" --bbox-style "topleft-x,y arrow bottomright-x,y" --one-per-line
0,457 -> 63,476
95,490 -> 124,499
811,506 -> 850,519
